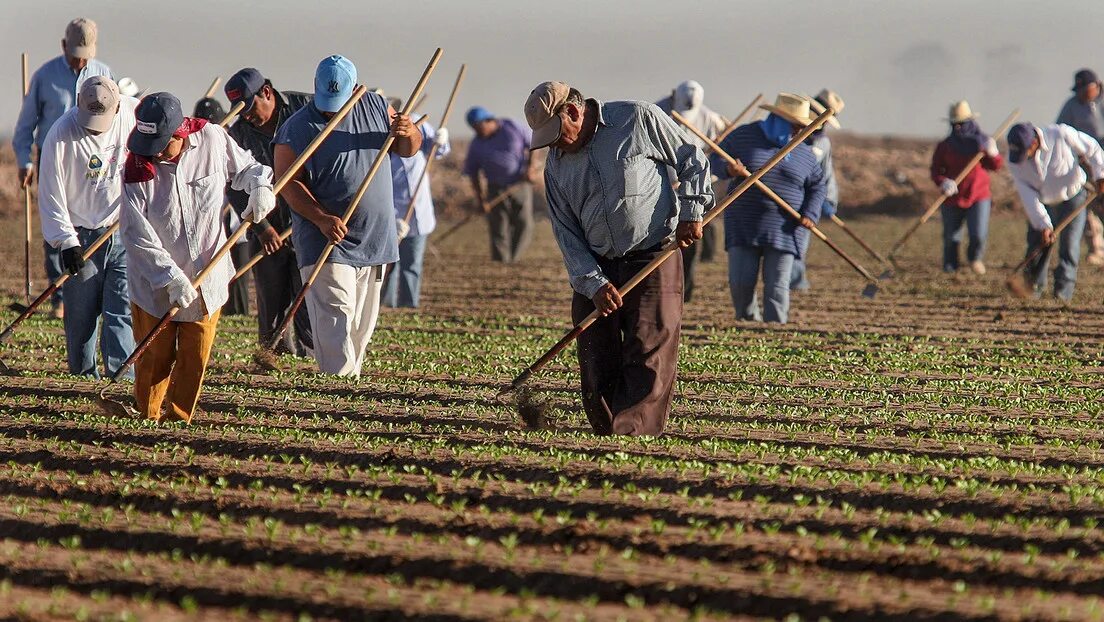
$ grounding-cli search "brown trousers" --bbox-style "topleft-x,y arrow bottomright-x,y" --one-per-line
131,304 -> 221,423
571,247 -> 683,436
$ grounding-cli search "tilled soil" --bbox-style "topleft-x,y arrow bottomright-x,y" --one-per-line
1,201 -> 1104,621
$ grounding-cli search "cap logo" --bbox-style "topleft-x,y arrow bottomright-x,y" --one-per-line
327,80 -> 340,94
136,120 -> 157,135
227,88 -> 242,101
87,101 -> 106,114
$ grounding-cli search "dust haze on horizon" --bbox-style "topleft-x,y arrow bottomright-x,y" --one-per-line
1,0 -> 1101,141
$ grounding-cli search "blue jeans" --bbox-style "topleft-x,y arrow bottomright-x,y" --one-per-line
62,227 -> 134,379
789,256 -> 809,291
940,199 -> 990,271
382,234 -> 427,308
45,241 -> 63,305
728,245 -> 795,324
1026,190 -> 1088,302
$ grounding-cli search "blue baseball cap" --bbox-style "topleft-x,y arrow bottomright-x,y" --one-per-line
128,92 -> 183,157
466,106 -> 495,128
1006,122 -> 1037,164
225,68 -> 265,111
314,55 -> 357,113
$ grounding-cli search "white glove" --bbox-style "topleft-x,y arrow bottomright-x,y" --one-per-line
166,273 -> 199,309
396,217 -> 411,240
434,127 -> 449,147
245,186 -> 277,223
940,179 -> 958,197
983,137 -> 999,158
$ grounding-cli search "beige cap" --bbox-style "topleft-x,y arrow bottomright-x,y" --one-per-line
77,76 -> 119,133
759,92 -> 815,127
801,95 -> 841,129
816,89 -> 845,115
65,18 -> 98,60
525,81 -> 570,150
948,100 -> 976,123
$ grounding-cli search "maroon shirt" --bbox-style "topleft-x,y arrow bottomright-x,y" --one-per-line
930,140 -> 1003,209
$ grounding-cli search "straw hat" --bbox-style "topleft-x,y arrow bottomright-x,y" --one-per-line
759,92 -> 815,126
815,89 -> 845,115
802,95 -> 841,129
947,100 -> 977,123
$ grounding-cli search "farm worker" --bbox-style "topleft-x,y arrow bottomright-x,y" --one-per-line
1057,68 -> 1104,266
711,93 -> 826,324
36,76 -> 136,379
383,97 -> 451,308
224,68 -> 315,355
526,80 -> 713,436
121,92 -> 276,422
1005,121 -> 1104,302
656,80 -> 727,302
463,105 -> 537,263
13,18 -> 113,320
791,89 -> 844,291
273,55 -> 422,376
192,96 -> 251,318
929,100 -> 1002,275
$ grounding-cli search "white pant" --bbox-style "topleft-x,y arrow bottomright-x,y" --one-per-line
300,263 -> 384,377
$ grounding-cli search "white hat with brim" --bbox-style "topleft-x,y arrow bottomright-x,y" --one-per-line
76,76 -> 119,133
801,95 -> 841,129
816,89 -> 845,116
759,92 -> 816,127
947,100 -> 977,124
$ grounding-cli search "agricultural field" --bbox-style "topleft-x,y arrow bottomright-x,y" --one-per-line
1,208 -> 1103,621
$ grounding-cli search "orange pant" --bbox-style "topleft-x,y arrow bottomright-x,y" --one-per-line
130,304 -> 220,423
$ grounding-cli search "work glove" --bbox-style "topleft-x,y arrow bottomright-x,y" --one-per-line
434,127 -> 449,147
61,246 -> 86,275
396,217 -> 411,240
940,179 -> 958,197
245,186 -> 277,223
166,273 -> 199,309
983,137 -> 999,158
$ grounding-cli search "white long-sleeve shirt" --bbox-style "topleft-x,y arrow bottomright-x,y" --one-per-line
37,96 -> 139,250
121,122 -> 272,321
1008,123 -> 1104,230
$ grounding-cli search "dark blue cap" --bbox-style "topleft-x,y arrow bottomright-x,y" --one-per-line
466,106 -> 494,128
128,92 -> 183,157
1006,122 -> 1037,164
1073,68 -> 1099,92
226,68 -> 265,111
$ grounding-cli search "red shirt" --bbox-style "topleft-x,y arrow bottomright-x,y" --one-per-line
930,140 -> 1002,209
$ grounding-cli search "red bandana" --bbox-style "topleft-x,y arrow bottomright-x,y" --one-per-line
124,118 -> 210,183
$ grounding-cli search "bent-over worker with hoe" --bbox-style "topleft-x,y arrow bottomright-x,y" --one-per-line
526,80 -> 713,436
121,93 -> 276,422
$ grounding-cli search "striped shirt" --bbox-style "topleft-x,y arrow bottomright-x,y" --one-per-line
711,122 -> 826,257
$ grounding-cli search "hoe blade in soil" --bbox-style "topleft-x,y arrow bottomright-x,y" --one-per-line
7,302 -> 27,314
861,283 -> 880,299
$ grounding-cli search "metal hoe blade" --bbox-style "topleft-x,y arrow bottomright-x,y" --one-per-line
861,282 -> 880,299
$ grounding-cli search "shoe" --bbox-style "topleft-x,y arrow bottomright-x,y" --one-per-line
51,302 -> 64,320
1087,253 -> 1104,266
969,261 -> 986,275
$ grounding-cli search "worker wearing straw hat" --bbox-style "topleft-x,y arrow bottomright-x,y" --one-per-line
656,80 -> 728,302
526,80 -> 713,436
791,89 -> 844,292
273,56 -> 422,377
1006,121 -> 1104,302
1057,69 -> 1104,266
37,76 -> 136,379
120,93 -> 277,422
930,100 -> 1002,275
712,93 -> 825,324
13,18 -> 113,320
463,106 -> 538,263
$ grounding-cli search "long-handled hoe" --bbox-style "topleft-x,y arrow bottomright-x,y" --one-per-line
254,49 -> 443,368
1006,192 -> 1101,298
500,108 -> 837,428
673,110 -> 883,298
96,87 -> 370,416
0,102 -> 246,375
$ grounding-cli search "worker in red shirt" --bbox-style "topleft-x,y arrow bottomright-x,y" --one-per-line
930,100 -> 1002,274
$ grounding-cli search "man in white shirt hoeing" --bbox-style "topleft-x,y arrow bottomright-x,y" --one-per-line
121,92 -> 276,423
1006,121 -> 1104,302
38,76 -> 136,379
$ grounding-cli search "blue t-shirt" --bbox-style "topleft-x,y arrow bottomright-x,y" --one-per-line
274,93 -> 398,268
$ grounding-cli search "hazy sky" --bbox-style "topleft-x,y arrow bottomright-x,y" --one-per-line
2,0 -> 1103,139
